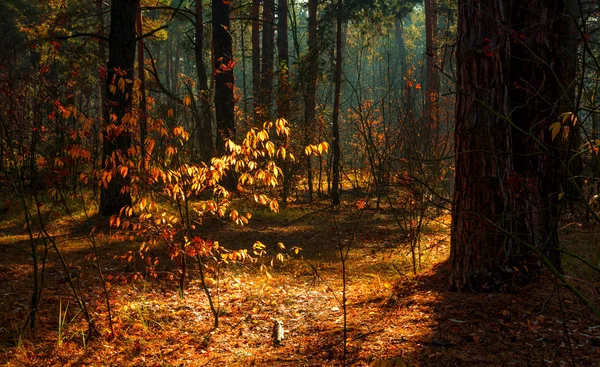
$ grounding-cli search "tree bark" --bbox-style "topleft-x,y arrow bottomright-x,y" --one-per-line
100,0 -> 139,216
451,0 -> 574,290
304,0 -> 318,201
212,0 -> 235,156
252,0 -> 261,122
137,5 -> 147,170
276,0 -> 290,119
331,0 -> 342,207
260,0 -> 275,120
508,0 -> 574,268
424,0 -> 438,130
195,0 -> 214,162
95,0 -> 107,184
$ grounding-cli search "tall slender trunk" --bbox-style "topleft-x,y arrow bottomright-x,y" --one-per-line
276,0 -> 290,119
331,0 -> 343,207
241,22 -> 249,113
394,14 -> 409,112
165,34 -> 172,93
174,33 -> 181,95
252,0 -> 261,122
195,0 -> 214,162
95,0 -> 107,186
212,0 -> 235,156
260,0 -> 275,120
424,0 -> 439,129
137,6 -> 148,170
277,0 -> 292,205
100,0 -> 139,216
304,0 -> 318,201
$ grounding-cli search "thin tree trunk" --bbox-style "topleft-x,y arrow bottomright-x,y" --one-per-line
137,5 -> 148,170
424,0 -> 439,129
331,0 -> 343,207
276,0 -> 290,119
277,0 -> 292,205
252,0 -> 261,122
212,0 -> 235,156
95,0 -> 107,192
195,0 -> 214,162
304,0 -> 318,201
260,0 -> 275,120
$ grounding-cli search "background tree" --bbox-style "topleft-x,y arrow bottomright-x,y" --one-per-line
213,0 -> 235,156
195,0 -> 214,162
304,0 -> 318,201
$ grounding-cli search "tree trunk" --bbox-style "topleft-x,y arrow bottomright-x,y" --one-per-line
100,0 -> 138,216
260,0 -> 275,120
276,0 -> 290,119
277,0 -> 292,205
424,0 -> 438,129
252,0 -> 261,123
393,14 -> 407,84
137,6 -> 147,170
331,0 -> 342,207
95,0 -> 107,188
508,0 -> 574,268
304,0 -> 318,201
451,0 -> 574,291
195,0 -> 214,162
212,0 -> 235,156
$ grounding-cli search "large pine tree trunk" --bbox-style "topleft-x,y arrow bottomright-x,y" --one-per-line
451,0 -> 574,290
100,0 -> 139,216
212,0 -> 235,156
508,0 -> 574,268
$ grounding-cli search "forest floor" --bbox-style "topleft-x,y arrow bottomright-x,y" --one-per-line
0,193 -> 599,366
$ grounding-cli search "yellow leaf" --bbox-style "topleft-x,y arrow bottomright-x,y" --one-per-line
549,122 -> 561,141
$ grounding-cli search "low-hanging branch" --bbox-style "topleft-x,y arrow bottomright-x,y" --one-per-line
56,32 -> 109,42
55,24 -> 168,43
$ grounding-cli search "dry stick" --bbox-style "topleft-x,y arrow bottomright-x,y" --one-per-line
557,284 -> 578,367
4,123 -> 41,332
34,203 -> 98,336
332,201 -> 366,367
182,196 -> 220,328
64,188 -> 115,337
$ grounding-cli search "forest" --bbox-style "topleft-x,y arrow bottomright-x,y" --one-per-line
0,0 -> 599,365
